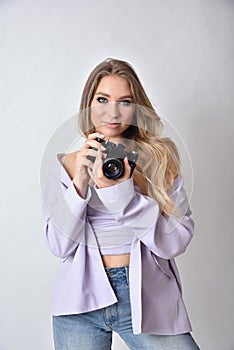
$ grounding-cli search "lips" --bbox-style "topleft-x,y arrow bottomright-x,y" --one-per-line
105,122 -> 121,128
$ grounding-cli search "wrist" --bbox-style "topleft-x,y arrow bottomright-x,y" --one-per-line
95,179 -> 117,189
73,178 -> 89,199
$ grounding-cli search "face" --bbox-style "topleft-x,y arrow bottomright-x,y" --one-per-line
90,75 -> 135,139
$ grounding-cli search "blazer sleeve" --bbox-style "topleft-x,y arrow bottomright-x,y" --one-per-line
96,175 -> 194,260
95,177 -> 160,235
41,155 -> 91,259
140,174 -> 195,259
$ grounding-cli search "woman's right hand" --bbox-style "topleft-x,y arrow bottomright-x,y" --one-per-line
72,132 -> 105,198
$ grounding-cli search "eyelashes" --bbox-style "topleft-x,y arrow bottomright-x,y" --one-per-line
119,100 -> 132,106
97,97 -> 108,104
96,97 -> 132,106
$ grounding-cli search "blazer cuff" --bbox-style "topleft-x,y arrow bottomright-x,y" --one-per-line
95,178 -> 135,212
64,182 -> 91,218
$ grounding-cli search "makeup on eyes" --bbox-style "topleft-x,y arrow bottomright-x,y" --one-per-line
96,96 -> 132,106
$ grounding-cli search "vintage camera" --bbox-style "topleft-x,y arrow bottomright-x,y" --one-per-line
88,138 -> 138,179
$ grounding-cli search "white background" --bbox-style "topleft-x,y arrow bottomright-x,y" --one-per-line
1,0 -> 234,349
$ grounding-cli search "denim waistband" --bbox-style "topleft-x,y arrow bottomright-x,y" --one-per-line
105,266 -> 129,285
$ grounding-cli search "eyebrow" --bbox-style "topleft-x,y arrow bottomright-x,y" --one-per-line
95,92 -> 133,99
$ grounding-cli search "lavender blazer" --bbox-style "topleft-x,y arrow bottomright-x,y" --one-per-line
41,154 -> 194,335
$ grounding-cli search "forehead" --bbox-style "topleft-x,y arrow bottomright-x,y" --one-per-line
96,75 -> 131,96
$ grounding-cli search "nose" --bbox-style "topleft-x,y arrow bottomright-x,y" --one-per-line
108,102 -> 120,119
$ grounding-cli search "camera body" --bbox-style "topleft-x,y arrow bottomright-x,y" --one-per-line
89,138 -> 138,179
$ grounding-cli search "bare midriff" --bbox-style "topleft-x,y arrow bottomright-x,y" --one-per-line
102,253 -> 130,268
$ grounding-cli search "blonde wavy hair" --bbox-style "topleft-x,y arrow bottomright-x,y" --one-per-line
78,58 -> 180,216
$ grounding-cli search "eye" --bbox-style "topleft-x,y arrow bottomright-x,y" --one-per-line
119,100 -> 131,106
97,97 -> 108,104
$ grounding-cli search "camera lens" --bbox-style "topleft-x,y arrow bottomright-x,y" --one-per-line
103,158 -> 124,179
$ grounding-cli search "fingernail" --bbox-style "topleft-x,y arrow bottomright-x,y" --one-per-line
98,133 -> 105,138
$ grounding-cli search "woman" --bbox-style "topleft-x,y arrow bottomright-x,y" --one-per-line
43,58 -> 200,349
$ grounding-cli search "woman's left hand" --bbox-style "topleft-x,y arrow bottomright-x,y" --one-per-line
88,150 -> 132,188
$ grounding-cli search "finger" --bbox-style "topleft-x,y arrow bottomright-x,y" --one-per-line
86,148 -> 103,168
84,139 -> 106,151
91,150 -> 105,180
87,151 -> 103,183
87,132 -> 105,140
82,157 -> 95,170
123,157 -> 131,178
87,167 -> 93,179
86,148 -> 99,160
93,149 -> 104,170
74,150 -> 92,166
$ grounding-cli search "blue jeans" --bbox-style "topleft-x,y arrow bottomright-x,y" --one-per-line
53,266 -> 200,350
